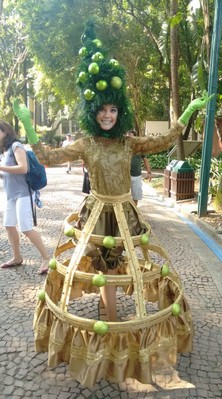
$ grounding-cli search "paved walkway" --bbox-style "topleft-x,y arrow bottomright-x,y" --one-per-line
0,163 -> 222,399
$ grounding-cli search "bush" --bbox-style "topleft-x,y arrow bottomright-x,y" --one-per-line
147,152 -> 168,169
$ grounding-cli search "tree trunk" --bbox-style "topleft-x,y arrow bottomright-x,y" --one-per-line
170,0 -> 185,160
200,0 -> 211,65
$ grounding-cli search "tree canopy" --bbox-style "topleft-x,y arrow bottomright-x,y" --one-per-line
1,0 -> 221,136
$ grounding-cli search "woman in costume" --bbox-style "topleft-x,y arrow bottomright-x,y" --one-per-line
13,22 -> 212,386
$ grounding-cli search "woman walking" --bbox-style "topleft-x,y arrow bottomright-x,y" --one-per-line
0,121 -> 50,274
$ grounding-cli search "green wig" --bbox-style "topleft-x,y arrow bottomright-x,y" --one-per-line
76,22 -> 134,138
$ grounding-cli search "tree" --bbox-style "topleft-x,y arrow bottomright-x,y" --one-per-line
0,2 -> 29,121
2,0 -> 219,145
170,0 -> 185,159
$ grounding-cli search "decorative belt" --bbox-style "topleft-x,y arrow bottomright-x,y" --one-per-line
91,190 -> 132,204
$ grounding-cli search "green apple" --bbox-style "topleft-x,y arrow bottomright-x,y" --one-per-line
140,234 -> 149,245
161,264 -> 169,277
93,321 -> 109,335
49,258 -> 57,270
92,274 -> 107,287
84,89 -> 95,101
172,303 -> 181,316
110,76 -> 122,89
103,235 -> 116,249
92,39 -> 102,48
64,225 -> 75,237
109,59 -> 120,68
37,289 -> 45,301
96,80 -> 108,91
78,47 -> 88,57
78,71 -> 88,83
92,52 -> 104,62
88,62 -> 100,75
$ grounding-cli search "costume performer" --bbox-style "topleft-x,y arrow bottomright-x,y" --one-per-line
13,22 -> 213,387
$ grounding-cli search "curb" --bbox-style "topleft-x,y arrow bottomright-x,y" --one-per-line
143,176 -> 222,247
152,191 -> 222,260
180,209 -> 222,245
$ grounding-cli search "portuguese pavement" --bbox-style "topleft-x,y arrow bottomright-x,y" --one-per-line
0,162 -> 222,399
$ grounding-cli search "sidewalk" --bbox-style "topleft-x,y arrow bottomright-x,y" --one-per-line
0,163 -> 222,399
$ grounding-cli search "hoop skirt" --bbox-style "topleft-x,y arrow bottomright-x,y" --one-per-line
33,133 -> 193,387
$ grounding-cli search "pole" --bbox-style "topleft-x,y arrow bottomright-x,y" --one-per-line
198,0 -> 222,217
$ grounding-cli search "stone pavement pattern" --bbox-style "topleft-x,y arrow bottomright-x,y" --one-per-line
0,163 -> 222,399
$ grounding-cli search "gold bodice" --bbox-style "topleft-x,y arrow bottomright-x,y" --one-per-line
33,122 -> 183,196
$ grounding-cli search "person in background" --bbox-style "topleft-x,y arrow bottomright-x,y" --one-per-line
82,162 -> 91,194
62,132 -> 73,173
0,120 -> 50,274
126,130 -> 152,206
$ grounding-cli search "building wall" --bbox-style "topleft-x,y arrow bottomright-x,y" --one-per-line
145,121 -> 169,135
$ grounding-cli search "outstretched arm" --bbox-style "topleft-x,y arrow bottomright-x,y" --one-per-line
130,92 -> 214,154
13,99 -> 85,165
178,91 -> 214,126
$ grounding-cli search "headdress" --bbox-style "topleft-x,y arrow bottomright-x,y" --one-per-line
76,21 -> 133,138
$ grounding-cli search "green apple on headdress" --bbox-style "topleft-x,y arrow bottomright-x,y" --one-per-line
76,21 -> 133,138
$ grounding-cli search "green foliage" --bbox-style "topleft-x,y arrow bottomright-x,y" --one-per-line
187,148 -> 202,171
1,0 -> 220,137
214,175 -> 222,210
148,149 -> 203,172
0,2 -> 29,120
209,157 -> 222,198
147,152 -> 168,170
41,131 -> 63,146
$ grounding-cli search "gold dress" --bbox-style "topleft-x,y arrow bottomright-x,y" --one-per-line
33,124 -> 193,387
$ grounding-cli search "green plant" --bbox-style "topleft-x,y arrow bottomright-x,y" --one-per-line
209,158 -> 222,204
214,176 -> 222,210
41,131 -> 63,146
147,152 -> 168,170
187,149 -> 202,180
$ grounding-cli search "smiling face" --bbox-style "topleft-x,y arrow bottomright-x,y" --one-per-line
96,104 -> 118,131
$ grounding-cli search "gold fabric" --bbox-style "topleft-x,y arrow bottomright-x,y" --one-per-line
33,124 -> 183,196
34,271 -> 193,387
32,126 -> 193,387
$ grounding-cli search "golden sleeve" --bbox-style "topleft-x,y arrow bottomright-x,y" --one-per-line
31,137 -> 86,166
129,122 -> 184,154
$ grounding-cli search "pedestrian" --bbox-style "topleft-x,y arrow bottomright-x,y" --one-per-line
0,120 -> 50,274
82,162 -> 91,194
13,22 -> 213,387
62,132 -> 73,173
126,130 -> 152,206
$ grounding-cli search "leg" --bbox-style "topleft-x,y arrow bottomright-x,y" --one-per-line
2,226 -> 23,265
131,175 -> 142,207
17,195 -> 50,274
100,269 -> 117,321
1,199 -> 23,266
66,162 -> 71,173
23,230 -> 50,273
